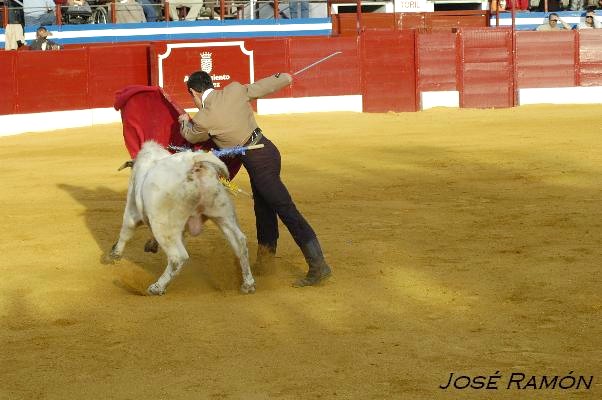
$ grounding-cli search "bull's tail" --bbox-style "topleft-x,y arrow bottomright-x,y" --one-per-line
188,160 -> 228,182
192,152 -> 230,180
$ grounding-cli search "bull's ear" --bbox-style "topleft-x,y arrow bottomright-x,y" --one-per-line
117,160 -> 134,171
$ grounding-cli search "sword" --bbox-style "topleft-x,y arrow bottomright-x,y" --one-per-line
292,51 -> 343,76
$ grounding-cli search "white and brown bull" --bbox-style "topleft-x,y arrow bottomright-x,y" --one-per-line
110,141 -> 255,295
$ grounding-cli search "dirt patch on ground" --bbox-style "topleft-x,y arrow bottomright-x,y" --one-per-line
0,105 -> 600,399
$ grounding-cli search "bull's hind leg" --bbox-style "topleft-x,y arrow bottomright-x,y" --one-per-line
110,196 -> 143,260
147,228 -> 189,295
212,216 -> 255,294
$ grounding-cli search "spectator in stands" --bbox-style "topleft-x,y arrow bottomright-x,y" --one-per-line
536,13 -> 572,30
29,26 -> 60,50
536,0 -> 562,12
4,0 -> 26,50
505,0 -> 529,11
570,0 -> 584,11
289,0 -> 309,18
578,9 -> 601,28
7,0 -> 26,25
108,0 -> 146,23
139,0 -> 160,22
64,0 -> 93,24
23,0 -> 57,26
168,0 -> 203,21
4,23 -> 26,50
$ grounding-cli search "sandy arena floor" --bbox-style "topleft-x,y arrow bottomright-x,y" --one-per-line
0,105 -> 601,399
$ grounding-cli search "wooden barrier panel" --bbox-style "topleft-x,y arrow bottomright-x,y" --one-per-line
424,11 -> 489,31
151,37 -> 361,111
361,30 -> 417,112
0,52 -> 17,115
15,49 -> 90,113
515,31 -> 577,89
288,36 -> 360,98
88,45 -> 151,108
416,32 -> 457,92
151,40 -> 256,110
0,45 -> 150,116
459,29 -> 514,108
247,38 -> 291,96
578,30 -> 602,87
332,12 -> 489,36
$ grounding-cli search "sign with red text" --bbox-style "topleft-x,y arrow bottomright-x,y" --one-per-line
153,41 -> 254,109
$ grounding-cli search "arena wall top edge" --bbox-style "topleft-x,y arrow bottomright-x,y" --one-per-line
0,18 -> 333,47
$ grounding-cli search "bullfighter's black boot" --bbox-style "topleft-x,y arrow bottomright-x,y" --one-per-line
252,242 -> 277,275
294,238 -> 332,287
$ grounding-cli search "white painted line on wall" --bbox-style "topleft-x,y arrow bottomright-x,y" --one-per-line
420,91 -> 460,110
0,95 -> 362,136
519,86 -> 602,105
257,95 -> 363,114
0,108 -> 121,137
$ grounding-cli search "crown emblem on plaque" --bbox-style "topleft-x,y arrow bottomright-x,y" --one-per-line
200,52 -> 213,73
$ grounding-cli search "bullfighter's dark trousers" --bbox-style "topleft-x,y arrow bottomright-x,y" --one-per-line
240,135 -> 317,248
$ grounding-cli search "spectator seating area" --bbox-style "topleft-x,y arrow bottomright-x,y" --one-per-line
2,0 -> 602,31
0,0 -> 257,26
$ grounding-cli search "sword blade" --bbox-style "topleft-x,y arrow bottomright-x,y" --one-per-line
292,51 -> 343,76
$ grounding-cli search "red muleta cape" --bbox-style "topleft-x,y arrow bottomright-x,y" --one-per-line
113,85 -> 242,178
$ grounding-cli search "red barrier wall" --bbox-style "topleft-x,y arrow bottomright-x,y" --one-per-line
4,30 -> 602,117
460,29 -> 514,108
151,41 -> 258,110
577,30 -> 602,86
515,31 -> 577,89
89,45 -> 151,108
246,38 -> 291,95
0,44 -> 150,115
288,36 -> 360,98
416,32 -> 457,92
149,36 -> 361,111
0,52 -> 17,115
361,30 -> 417,112
17,49 -> 89,113
332,11 -> 489,35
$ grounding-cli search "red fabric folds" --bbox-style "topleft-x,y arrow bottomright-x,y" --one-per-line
114,85 -> 241,179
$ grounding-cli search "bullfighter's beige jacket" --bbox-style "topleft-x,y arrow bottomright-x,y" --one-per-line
181,73 -> 292,149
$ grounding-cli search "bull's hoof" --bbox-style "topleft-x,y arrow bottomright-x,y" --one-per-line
144,239 -> 159,253
240,282 -> 256,294
103,254 -> 119,265
107,243 -> 122,261
102,243 -> 121,264
147,282 -> 165,296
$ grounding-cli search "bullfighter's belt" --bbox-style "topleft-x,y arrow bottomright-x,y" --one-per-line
245,128 -> 263,146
